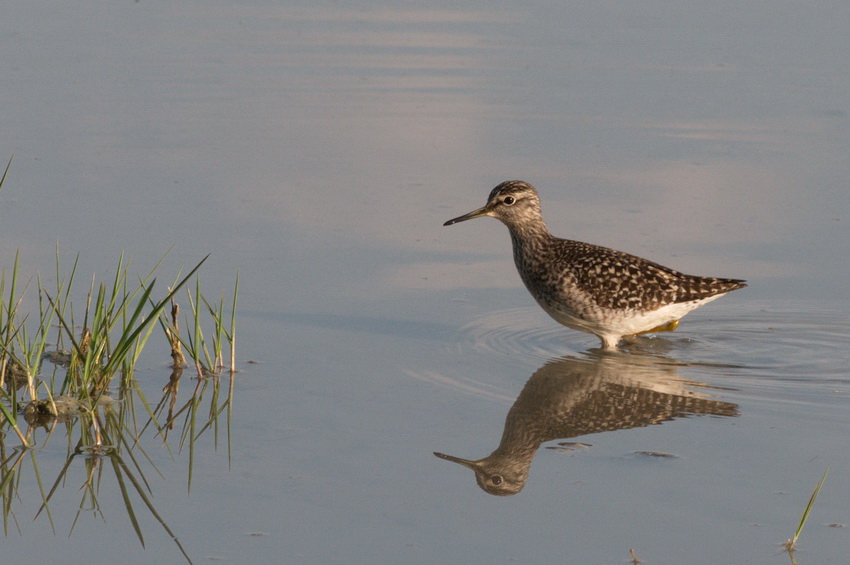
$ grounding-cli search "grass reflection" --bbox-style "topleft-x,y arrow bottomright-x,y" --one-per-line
2,364 -> 235,564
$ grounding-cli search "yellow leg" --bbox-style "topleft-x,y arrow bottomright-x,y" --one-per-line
635,319 -> 680,336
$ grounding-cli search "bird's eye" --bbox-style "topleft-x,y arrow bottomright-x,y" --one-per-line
502,196 -> 515,206
490,475 -> 503,486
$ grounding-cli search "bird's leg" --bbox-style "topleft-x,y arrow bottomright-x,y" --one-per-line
634,319 -> 680,335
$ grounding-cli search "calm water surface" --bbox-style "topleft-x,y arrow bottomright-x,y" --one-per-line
2,1 -> 850,564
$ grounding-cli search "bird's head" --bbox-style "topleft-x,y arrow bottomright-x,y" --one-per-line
444,180 -> 544,231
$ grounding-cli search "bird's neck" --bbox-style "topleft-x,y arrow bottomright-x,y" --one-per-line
507,218 -> 553,262
506,210 -> 550,237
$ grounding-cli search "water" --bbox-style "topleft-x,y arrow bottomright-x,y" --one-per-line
2,1 -> 850,564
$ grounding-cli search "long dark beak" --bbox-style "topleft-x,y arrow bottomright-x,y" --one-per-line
443,204 -> 491,226
433,451 -> 482,470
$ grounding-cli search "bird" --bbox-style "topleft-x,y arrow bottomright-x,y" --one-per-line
443,180 -> 747,349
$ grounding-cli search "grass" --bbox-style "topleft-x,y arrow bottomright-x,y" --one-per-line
784,466 -> 830,554
0,250 -> 237,564
0,160 -> 239,563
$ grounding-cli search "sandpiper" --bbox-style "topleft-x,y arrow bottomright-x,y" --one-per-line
444,180 -> 746,349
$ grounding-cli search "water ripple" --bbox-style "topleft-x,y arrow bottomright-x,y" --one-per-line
460,307 -> 583,361
458,301 -> 850,385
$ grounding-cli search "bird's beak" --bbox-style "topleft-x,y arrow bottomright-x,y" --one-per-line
434,451 -> 481,470
443,204 -> 492,226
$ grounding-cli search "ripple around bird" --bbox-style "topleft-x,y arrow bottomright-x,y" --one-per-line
458,305 -> 748,362
457,300 -> 850,391
460,307 -> 577,362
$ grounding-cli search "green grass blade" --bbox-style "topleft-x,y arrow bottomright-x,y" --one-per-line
229,271 -> 238,373
103,255 -> 208,378
0,155 -> 12,192
0,392 -> 29,447
786,466 -> 830,550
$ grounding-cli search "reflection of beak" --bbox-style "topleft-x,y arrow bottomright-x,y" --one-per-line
443,204 -> 491,226
434,451 -> 481,470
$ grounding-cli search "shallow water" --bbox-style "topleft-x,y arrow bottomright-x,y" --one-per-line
2,1 -> 850,564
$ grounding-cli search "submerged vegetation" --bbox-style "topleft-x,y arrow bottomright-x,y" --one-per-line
0,159 -> 238,564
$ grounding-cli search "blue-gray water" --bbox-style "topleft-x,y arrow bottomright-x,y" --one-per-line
2,2 -> 850,564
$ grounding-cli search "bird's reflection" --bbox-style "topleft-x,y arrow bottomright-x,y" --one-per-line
434,353 -> 738,495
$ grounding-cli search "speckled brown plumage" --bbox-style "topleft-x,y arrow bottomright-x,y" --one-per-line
444,180 -> 747,349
